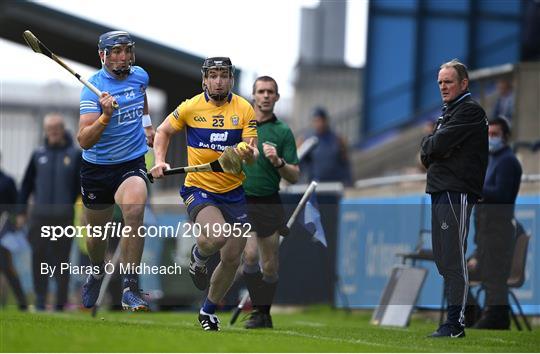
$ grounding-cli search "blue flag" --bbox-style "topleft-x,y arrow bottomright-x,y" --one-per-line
302,193 -> 327,247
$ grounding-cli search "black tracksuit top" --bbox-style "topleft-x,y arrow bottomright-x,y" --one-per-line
420,91 -> 489,199
18,134 -> 81,218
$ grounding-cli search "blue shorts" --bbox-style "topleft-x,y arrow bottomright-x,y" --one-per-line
80,155 -> 148,210
180,185 -> 248,225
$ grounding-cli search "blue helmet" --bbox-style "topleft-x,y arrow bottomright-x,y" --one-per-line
98,30 -> 134,51
98,31 -> 135,76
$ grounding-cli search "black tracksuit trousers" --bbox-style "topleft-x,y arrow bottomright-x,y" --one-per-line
431,191 -> 474,327
29,215 -> 73,310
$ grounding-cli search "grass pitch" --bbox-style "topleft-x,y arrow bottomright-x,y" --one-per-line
1,306 -> 538,352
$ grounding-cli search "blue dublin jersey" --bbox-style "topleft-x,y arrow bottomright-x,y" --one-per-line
79,66 -> 149,164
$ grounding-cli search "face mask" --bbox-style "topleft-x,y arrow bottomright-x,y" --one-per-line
488,136 -> 504,153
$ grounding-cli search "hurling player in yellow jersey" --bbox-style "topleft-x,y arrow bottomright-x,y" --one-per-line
151,57 -> 258,331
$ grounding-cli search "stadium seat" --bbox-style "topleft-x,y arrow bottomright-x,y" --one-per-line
506,228 -> 532,331
469,223 -> 532,331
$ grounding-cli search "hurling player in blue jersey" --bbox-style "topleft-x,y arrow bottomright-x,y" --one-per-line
77,31 -> 155,312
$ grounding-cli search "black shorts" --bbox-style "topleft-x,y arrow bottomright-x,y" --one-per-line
246,193 -> 285,238
80,156 -> 147,210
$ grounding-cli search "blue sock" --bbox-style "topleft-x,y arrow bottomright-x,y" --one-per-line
193,246 -> 209,265
122,274 -> 138,292
90,262 -> 105,279
202,297 -> 217,314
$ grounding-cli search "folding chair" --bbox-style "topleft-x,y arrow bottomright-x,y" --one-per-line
506,228 -> 532,331
469,223 -> 532,331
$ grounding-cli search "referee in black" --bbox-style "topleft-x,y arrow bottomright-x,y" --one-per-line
242,76 -> 300,329
421,59 -> 488,338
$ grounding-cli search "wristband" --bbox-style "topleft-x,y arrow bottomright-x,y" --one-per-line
142,114 -> 152,128
276,158 -> 286,169
98,115 -> 110,126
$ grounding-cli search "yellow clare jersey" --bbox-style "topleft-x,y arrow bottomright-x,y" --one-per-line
167,92 -> 257,193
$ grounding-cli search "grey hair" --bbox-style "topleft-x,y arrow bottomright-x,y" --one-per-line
43,112 -> 65,127
440,59 -> 469,83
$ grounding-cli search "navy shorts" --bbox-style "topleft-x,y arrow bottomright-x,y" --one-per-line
80,156 -> 147,209
180,185 -> 248,225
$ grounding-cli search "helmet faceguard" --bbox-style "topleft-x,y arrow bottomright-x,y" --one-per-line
98,31 -> 135,77
201,57 -> 235,101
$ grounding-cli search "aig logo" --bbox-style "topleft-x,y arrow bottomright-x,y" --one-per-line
119,106 -> 143,124
194,116 -> 207,122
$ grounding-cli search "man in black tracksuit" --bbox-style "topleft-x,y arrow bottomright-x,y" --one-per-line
18,113 -> 81,311
421,59 -> 488,338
